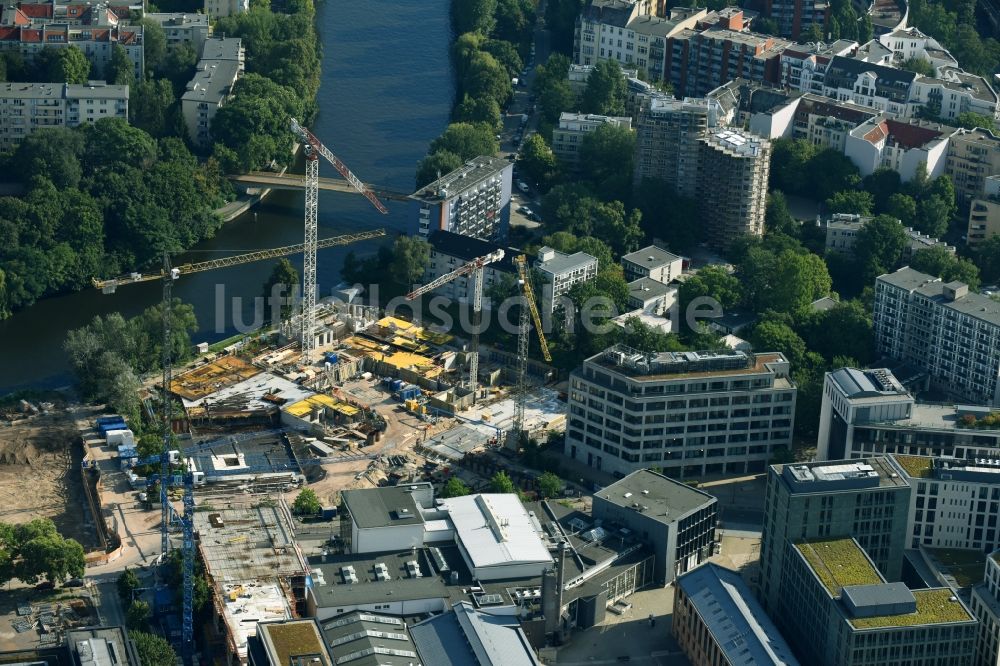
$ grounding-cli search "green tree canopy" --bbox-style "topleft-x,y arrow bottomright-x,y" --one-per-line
126,600 -> 151,631
538,471 -> 565,498
738,246 -> 832,313
133,631 -> 179,665
0,519 -> 85,586
140,19 -> 167,72
489,470 -> 516,493
582,60 -> 627,116
107,44 -> 134,86
826,190 -> 874,215
416,150 -> 464,189
455,94 -> 503,132
517,134 -> 560,191
117,568 -> 140,603
429,122 -> 498,161
45,46 -> 90,84
390,236 -> 431,287
453,0 -> 498,34
577,123 -> 635,201
292,488 -> 322,515
910,246 -> 981,289
440,477 -> 472,498
262,258 -> 299,323
750,319 -> 807,367
854,214 -> 908,281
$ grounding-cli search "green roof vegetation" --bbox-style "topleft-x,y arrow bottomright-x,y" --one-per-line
849,589 -> 974,629
262,622 -> 325,665
893,455 -> 933,478
926,547 -> 986,588
796,538 -> 882,596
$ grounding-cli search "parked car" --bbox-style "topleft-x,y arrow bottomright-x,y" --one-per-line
528,211 -> 542,222
518,180 -> 531,193
64,578 -> 86,588
517,205 -> 531,214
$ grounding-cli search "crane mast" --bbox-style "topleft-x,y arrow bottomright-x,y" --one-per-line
405,249 -> 504,401
290,117 -> 388,354
508,254 -> 551,450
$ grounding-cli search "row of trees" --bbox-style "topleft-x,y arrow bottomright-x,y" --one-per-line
0,519 -> 85,585
440,469 -> 565,498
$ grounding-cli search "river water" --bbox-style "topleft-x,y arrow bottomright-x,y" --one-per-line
0,0 -> 453,394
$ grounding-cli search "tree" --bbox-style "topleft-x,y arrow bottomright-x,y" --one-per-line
292,488 -> 322,516
455,94 -> 503,132
538,78 -> 575,124
0,519 -> 85,585
582,60 -> 627,116
117,568 -> 140,603
107,44 -> 134,86
489,471 -> 517,493
864,168 -> 903,213
545,0 -> 584,55
974,235 -> 1000,283
125,600 -> 151,631
440,477 -> 471,498
577,123 -> 635,201
462,51 -> 512,107
766,191 -> 797,237
84,118 -> 157,171
769,139 -> 816,195
133,631 -> 179,665
416,150 -> 463,189
517,134 -> 560,190
453,0 -> 498,35
13,127 -> 85,189
826,190 -> 874,215
901,57 -> 935,75
261,259 -> 299,323
678,265 -> 742,316
911,246 -> 981,289
886,193 -> 917,224
211,75 -> 301,173
46,46 -> 90,84
800,300 -> 874,364
428,122 -> 498,161
389,236 -> 430,287
538,471 -> 565,498
483,38 -> 524,77
750,320 -> 807,367
955,112 -> 997,132
854,214 -> 908,281
738,246 -> 831,313
140,19 -> 168,72
130,78 -> 175,138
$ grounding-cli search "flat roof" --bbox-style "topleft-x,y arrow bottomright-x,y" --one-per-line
622,245 -> 682,268
628,277 -> 674,301
848,588 -> 974,629
440,494 -> 552,571
67,627 -> 139,666
220,582 -> 291,661
827,368 -> 909,399
795,538 -> 884,596
193,503 -> 305,580
284,393 -> 360,418
677,563 -> 800,665
701,128 -> 768,157
536,248 -> 597,277
410,601 -> 540,666
595,469 -> 716,523
410,156 -> 509,202
200,35 -> 242,61
258,620 -> 332,666
591,345 -> 786,381
181,59 -> 240,103
0,81 -> 128,100
342,485 -> 427,528
170,355 -> 262,401
320,611 -> 417,666
778,457 -> 909,491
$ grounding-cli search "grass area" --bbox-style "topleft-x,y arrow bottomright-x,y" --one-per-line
927,547 -> 986,588
260,621 -> 326,664
893,455 -> 933,478
849,589 -> 973,629
207,332 -> 249,353
796,538 -> 881,596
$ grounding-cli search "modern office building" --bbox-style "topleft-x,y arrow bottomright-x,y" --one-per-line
776,536 -> 976,666
697,128 -> 771,249
759,458 -> 911,615
592,469 -> 717,585
969,175 -> 1000,245
534,246 -> 598,315
551,112 -> 632,169
674,563 -> 801,666
817,367 -> 1000,461
824,213 -> 954,257
621,245 -> 683,283
888,454 -> 1000,552
564,346 -> 796,478
144,12 -> 210,55
421,231 -> 515,304
633,94 -> 719,195
874,267 -> 1000,407
410,156 -> 513,243
410,601 -> 541,666
0,81 -> 128,151
971,551 -> 1000,666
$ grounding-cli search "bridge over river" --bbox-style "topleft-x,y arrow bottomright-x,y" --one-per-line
228,172 -> 412,202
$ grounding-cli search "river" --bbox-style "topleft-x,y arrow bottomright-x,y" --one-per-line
0,0 -> 454,394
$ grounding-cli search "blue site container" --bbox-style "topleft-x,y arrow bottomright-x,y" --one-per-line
391,379 -> 403,391
324,352 -> 339,365
96,415 -> 124,427
98,421 -> 127,437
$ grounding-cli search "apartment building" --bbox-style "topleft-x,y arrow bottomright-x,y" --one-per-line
421,231 -> 514,304
697,128 -> 771,249
534,246 -> 598,315
664,21 -> 791,98
888,454 -> 1000,552
824,213 -> 954,257
0,23 -> 143,80
409,156 -> 513,243
969,175 -> 1000,245
0,1 -> 123,27
633,94 -> 720,194
759,458 -> 911,615
551,112 -> 632,169
627,277 -> 676,314
947,128 -> 1000,203
0,81 -> 128,151
779,40 -> 857,92
844,116 -> 952,180
592,469 -> 717,584
877,27 -> 958,74
971,552 -> 1000,666
204,0 -> 248,18
821,56 -> 917,117
144,13 -> 210,55
181,37 -> 244,146
761,0 -> 827,40
564,346 -> 796,478
674,563 -> 801,666
621,245 -> 683,283
776,536 -> 975,666
874,267 -> 1000,406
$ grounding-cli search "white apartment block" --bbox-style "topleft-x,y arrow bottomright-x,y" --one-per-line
971,552 -> 1000,666
534,246 -> 598,315
551,112 -> 632,169
909,68 -> 1000,123
0,24 -> 143,81
0,81 -> 128,151
877,27 -> 958,74
204,0 -> 248,18
824,213 -> 954,257
874,267 -> 1000,407
144,13 -> 210,56
181,36 -> 243,146
969,175 -> 1000,245
844,116 -> 951,181
697,128 -> 770,249
621,244 -> 683,284
564,346 -> 796,478
409,156 -> 513,243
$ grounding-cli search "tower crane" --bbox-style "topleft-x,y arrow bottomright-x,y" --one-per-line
93,230 -> 382,666
508,254 -> 551,450
289,118 -> 389,355
404,249 -> 505,402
